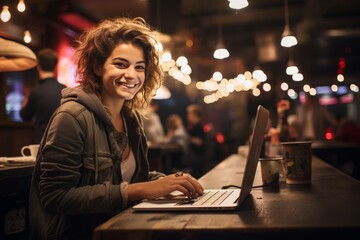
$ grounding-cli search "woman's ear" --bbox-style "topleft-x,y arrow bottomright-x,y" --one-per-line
93,63 -> 102,76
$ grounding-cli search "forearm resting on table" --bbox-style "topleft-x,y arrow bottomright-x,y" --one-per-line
127,182 -> 147,202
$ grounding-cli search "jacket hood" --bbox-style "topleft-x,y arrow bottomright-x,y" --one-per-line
61,87 -> 113,126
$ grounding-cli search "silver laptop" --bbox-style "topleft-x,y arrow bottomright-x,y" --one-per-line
133,105 -> 269,211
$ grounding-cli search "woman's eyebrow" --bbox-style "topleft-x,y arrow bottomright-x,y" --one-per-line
136,60 -> 146,65
112,57 -> 145,65
112,57 -> 128,62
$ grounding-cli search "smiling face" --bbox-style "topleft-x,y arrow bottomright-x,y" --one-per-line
100,43 -> 146,106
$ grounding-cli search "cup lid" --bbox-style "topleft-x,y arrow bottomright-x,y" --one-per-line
259,157 -> 283,161
281,141 -> 312,145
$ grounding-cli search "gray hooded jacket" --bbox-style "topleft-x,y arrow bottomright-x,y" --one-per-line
29,87 -> 164,240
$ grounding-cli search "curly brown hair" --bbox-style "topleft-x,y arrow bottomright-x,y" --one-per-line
75,17 -> 164,111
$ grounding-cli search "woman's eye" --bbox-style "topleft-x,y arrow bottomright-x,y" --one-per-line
114,62 -> 127,68
136,65 -> 146,71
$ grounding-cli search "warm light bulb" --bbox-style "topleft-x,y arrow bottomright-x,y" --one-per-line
153,85 -> 171,99
303,84 -> 311,92
1,5 -> 11,22
292,73 -> 304,81
17,0 -> 26,12
180,65 -> 192,75
281,35 -> 298,47
176,56 -> 188,67
281,26 -> 298,47
213,48 -> 230,59
337,74 -> 344,82
161,51 -> 172,62
281,82 -> 289,91
228,0 -> 249,10
24,30 -> 32,43
286,65 -> 299,75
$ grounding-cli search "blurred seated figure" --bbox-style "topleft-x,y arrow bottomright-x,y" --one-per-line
186,104 -> 207,178
287,114 -> 301,141
166,114 -> 189,153
166,114 -> 190,172
297,93 -> 338,141
336,117 -> 360,143
143,101 -> 166,143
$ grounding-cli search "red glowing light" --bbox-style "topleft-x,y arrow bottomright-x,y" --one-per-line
325,128 -> 334,140
203,123 -> 213,133
338,61 -> 346,69
216,133 -> 225,144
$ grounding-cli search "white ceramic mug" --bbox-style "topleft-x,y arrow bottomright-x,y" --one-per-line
21,144 -> 40,158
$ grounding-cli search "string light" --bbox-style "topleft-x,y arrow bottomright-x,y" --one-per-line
24,30 -> 32,43
292,72 -> 304,81
198,69 -> 268,104
17,0 -> 26,12
1,5 -> 11,22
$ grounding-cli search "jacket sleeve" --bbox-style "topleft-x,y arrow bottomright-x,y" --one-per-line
148,171 -> 166,181
38,109 -> 124,215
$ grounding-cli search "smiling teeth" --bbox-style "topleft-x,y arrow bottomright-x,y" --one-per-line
116,81 -> 137,88
123,83 -> 136,88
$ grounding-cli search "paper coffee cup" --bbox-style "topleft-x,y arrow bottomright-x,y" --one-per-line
281,141 -> 312,185
259,157 -> 283,186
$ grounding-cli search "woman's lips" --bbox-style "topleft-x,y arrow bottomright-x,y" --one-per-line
115,80 -> 138,89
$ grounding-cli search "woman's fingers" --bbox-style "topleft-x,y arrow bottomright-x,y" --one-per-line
173,173 -> 204,198
175,185 -> 192,198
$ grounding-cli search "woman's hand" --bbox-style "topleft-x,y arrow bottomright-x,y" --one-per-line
128,172 -> 204,202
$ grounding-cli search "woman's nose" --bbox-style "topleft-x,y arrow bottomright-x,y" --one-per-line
123,66 -> 137,78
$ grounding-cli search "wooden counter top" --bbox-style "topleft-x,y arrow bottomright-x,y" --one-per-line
93,154 -> 360,240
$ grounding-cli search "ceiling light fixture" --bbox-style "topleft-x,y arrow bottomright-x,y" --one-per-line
228,0 -> 249,10
0,37 -> 37,72
286,58 -> 299,75
213,14 -> 229,59
280,0 -> 297,48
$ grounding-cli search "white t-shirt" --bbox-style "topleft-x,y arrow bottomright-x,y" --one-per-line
121,149 -> 136,182
120,115 -> 136,182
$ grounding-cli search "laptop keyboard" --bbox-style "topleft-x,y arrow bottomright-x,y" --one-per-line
193,190 -> 234,206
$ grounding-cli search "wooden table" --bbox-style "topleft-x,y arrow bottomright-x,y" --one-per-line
312,141 -> 360,180
93,154 -> 360,240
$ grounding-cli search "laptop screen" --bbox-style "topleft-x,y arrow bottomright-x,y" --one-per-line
238,105 -> 269,206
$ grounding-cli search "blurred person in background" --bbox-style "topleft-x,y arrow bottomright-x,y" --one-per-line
166,114 -> 190,171
297,93 -> 338,141
287,114 -> 301,141
336,117 -> 360,143
20,48 -> 66,143
186,104 -> 207,177
143,100 -> 166,143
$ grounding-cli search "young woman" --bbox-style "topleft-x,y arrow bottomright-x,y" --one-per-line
29,17 -> 203,240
